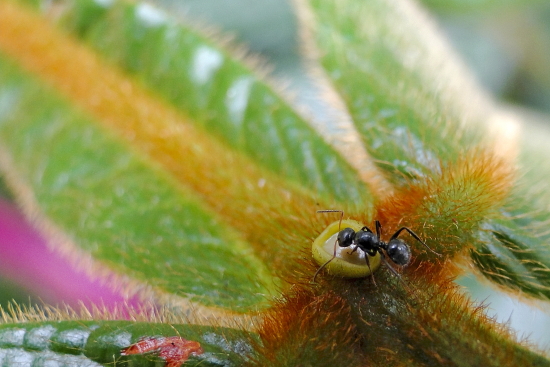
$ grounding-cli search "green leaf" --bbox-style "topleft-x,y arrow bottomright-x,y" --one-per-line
472,219 -> 550,299
57,0 -> 371,206
301,0 -> 488,183
0,0 -> 373,312
0,54 -> 273,310
0,319 -> 250,366
470,114 -> 550,300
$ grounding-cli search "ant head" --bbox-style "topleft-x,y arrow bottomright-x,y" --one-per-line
386,239 -> 411,266
337,228 -> 355,247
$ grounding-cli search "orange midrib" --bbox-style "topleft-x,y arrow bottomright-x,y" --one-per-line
0,1 -> 327,282
0,2 -> 321,223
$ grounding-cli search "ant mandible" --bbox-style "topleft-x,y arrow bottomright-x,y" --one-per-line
313,210 -> 441,284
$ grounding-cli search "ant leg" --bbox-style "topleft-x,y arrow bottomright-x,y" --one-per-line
312,237 -> 338,283
375,220 -> 382,239
365,253 -> 377,286
390,227 -> 441,256
379,251 -> 400,277
312,257 -> 335,283
312,211 -> 344,283
379,251 -> 411,292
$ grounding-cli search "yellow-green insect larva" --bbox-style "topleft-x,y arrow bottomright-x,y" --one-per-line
312,220 -> 381,278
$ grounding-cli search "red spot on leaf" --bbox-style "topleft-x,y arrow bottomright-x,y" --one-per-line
121,336 -> 204,367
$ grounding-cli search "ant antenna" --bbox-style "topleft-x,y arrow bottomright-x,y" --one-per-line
312,210 -> 344,283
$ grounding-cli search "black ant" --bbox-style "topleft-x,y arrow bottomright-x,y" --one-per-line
313,210 -> 441,285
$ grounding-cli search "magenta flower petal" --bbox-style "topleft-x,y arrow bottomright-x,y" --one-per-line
0,197 -> 137,310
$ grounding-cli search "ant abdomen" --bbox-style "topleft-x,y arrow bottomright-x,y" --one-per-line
386,239 -> 411,266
